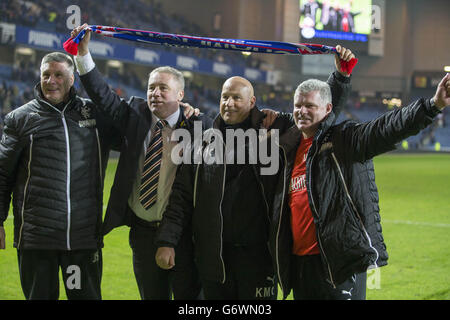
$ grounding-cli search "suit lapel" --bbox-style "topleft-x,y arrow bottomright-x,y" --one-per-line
136,102 -> 153,146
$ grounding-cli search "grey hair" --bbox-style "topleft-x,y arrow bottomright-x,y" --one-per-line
149,66 -> 185,91
40,52 -> 74,74
295,79 -> 332,106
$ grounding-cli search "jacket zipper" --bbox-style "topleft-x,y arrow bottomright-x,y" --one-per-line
330,152 -> 379,268
252,165 -> 270,224
61,112 -> 71,250
95,129 -> 103,184
218,159 -> 227,284
95,128 -> 103,227
307,140 -> 336,288
193,164 -> 200,208
253,163 -> 273,280
18,134 -> 33,249
257,178 -> 271,241
41,100 -> 72,250
202,133 -> 227,284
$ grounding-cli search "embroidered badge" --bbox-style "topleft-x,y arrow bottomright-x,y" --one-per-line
319,142 -> 333,153
78,119 -> 96,127
80,105 -> 91,119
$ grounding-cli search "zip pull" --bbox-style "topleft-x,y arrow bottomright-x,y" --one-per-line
307,142 -> 336,288
60,114 -> 72,251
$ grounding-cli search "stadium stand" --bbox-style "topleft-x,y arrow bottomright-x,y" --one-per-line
0,0 -> 263,68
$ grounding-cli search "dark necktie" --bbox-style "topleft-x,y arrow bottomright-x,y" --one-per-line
139,120 -> 168,209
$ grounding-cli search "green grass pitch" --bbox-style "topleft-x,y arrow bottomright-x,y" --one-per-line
0,153 -> 449,300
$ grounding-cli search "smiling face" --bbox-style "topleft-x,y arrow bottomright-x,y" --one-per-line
147,71 -> 184,119
293,90 -> 332,138
220,77 -> 256,125
40,61 -> 74,105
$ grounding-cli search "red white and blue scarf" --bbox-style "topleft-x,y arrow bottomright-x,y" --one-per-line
64,25 -> 358,74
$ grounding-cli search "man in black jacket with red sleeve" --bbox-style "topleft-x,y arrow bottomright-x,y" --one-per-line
154,46 -> 356,299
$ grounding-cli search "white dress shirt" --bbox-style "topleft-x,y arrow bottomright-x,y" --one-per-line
75,51 -> 180,222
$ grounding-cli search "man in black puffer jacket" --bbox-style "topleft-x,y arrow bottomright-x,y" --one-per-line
0,52 -> 118,299
271,73 -> 450,300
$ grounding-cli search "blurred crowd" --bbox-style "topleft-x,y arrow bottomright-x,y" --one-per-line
0,59 -> 292,130
0,0 -> 263,69
0,55 -> 446,149
0,68 -> 446,149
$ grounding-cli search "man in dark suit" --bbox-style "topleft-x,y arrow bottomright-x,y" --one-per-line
70,24 -> 210,300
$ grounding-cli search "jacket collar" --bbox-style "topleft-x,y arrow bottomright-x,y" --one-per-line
144,105 -> 192,130
212,106 -> 265,130
278,111 -> 336,153
175,106 -> 190,129
278,125 -> 302,153
319,111 -> 336,133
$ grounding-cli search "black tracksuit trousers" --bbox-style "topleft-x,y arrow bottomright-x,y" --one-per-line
201,243 -> 277,300
129,215 -> 203,300
291,254 -> 366,300
17,249 -> 102,300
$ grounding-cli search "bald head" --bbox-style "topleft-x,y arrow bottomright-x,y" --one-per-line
223,76 -> 255,97
220,76 -> 256,124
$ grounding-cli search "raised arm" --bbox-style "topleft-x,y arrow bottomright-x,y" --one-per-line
341,73 -> 450,162
328,45 -> 353,119
262,45 -> 354,131
71,24 -> 131,131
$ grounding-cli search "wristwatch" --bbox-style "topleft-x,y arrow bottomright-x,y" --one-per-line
430,97 -> 436,108
429,97 -> 441,114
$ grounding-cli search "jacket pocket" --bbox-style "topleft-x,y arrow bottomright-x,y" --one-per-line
320,199 -> 375,284
318,152 -> 380,283
321,198 -> 370,255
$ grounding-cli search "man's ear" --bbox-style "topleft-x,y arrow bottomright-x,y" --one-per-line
250,95 -> 256,108
178,90 -> 184,102
326,103 -> 332,115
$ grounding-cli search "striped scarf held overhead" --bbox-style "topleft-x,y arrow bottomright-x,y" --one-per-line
63,25 -> 358,74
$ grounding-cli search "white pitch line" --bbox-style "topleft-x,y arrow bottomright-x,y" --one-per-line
383,219 -> 450,228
